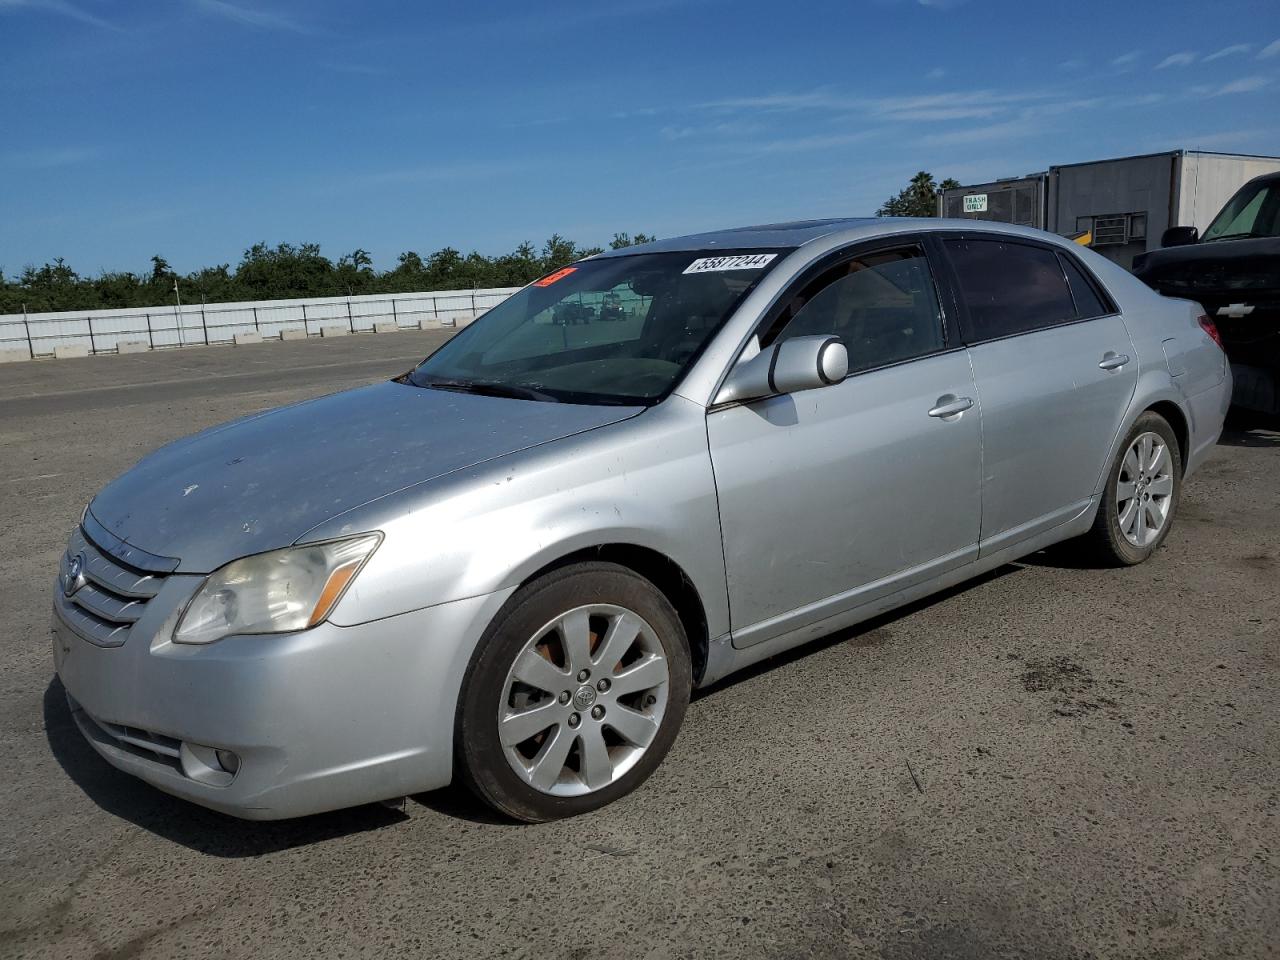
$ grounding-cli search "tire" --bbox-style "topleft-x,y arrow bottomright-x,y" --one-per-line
1078,411 -> 1183,566
455,561 -> 692,822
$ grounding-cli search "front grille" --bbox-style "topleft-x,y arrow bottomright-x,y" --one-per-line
66,693 -> 184,773
57,523 -> 172,648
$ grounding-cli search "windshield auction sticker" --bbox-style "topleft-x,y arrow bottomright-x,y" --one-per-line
533,266 -> 578,287
683,253 -> 777,275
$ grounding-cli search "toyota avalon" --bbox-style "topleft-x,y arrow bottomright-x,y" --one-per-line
53,218 -> 1231,822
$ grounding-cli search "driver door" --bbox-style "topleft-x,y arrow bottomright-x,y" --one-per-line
706,240 -> 983,647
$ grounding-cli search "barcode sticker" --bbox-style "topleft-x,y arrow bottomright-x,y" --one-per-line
683,253 -> 777,275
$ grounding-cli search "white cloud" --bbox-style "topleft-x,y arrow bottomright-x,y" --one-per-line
1191,75 -> 1272,96
1259,38 -> 1280,59
1112,92 -> 1165,108
1210,75 -> 1272,95
1022,97 -> 1105,119
890,106 -> 1003,120
869,90 -> 1050,119
191,0 -> 308,33
333,161 -> 526,191
323,63 -> 388,77
1179,129 -> 1268,148
0,0 -> 113,28
924,67 -> 947,80
918,118 -> 1042,147
723,130 -> 883,156
1203,43 -> 1251,62
1058,58 -> 1087,71
1112,50 -> 1142,67
0,145 -> 101,168
1156,51 -> 1198,69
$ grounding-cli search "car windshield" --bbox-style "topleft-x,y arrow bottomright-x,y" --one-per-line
1202,180 -> 1280,241
407,250 -> 784,405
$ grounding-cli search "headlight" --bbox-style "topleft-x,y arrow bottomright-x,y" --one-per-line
173,534 -> 381,645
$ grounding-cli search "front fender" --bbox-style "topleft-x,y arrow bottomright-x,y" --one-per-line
315,397 -> 730,639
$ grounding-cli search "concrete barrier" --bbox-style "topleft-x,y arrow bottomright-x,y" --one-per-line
280,328 -> 307,341
373,322 -> 399,334
418,318 -> 442,330
2,286 -> 521,357
117,340 -> 150,354
320,325 -> 349,338
54,345 -> 90,359
234,332 -> 263,345
0,348 -> 31,363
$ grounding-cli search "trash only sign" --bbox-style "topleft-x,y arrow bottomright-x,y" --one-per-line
963,194 -> 988,213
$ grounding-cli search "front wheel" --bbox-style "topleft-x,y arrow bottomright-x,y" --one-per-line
1079,411 -> 1182,566
456,562 -> 691,822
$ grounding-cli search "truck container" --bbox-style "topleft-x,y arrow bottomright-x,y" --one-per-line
940,150 -> 1280,270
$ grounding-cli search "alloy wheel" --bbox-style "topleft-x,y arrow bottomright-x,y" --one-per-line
497,603 -> 670,796
1116,431 -> 1174,547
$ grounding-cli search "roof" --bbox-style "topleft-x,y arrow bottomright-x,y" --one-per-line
594,216 -> 1095,263
1049,149 -> 1280,171
595,218 -> 881,257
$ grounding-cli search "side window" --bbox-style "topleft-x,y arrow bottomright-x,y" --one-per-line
943,238 -> 1076,341
1057,251 -> 1110,320
768,246 -> 946,375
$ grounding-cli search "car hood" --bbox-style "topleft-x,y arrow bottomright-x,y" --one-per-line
88,380 -> 642,573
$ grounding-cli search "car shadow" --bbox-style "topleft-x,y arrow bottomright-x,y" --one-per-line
1217,413 -> 1280,448
1014,540 -> 1115,571
43,677 -> 413,858
693,563 -> 1024,702
409,785 -> 510,825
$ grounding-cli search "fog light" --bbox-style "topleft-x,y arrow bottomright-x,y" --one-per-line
215,749 -> 241,775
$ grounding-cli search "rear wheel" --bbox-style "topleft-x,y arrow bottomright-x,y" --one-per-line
1079,411 -> 1182,566
456,562 -> 691,822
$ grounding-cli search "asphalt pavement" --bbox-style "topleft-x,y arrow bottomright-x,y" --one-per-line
1,332 -> 1277,959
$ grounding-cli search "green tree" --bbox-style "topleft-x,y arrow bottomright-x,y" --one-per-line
609,232 -> 656,249
0,231 -> 667,314
876,171 -> 960,218
149,255 -> 174,282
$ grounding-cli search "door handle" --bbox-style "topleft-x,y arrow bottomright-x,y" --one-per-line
1098,352 -> 1131,371
928,395 -> 974,419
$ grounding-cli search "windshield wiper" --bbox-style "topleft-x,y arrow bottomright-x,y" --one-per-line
418,378 -> 560,403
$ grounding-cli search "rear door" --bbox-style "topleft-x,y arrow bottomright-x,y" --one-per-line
936,235 -> 1138,551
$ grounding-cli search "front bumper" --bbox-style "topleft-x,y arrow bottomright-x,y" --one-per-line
52,581 -> 513,820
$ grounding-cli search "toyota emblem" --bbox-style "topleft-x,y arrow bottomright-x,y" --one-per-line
63,552 -> 87,597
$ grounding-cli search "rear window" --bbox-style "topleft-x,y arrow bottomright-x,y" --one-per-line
1057,252 -> 1110,320
944,238 -> 1079,342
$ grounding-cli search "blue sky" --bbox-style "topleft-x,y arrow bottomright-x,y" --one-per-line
1,0 -> 1278,275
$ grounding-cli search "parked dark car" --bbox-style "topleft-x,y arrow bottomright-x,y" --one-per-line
1133,171 -> 1280,414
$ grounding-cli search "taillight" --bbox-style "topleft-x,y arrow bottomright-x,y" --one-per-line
1198,314 -> 1224,351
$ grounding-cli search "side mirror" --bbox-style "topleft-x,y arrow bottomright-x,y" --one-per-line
1161,225 -> 1199,248
714,335 -> 849,406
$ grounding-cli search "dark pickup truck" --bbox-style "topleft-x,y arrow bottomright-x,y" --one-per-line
1133,171 -> 1280,414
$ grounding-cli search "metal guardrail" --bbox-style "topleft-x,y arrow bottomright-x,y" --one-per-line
0,288 -> 522,359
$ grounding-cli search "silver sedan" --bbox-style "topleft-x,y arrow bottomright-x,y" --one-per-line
52,219 -> 1231,821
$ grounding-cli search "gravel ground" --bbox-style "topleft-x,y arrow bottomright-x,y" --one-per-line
1,333 -> 1277,960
